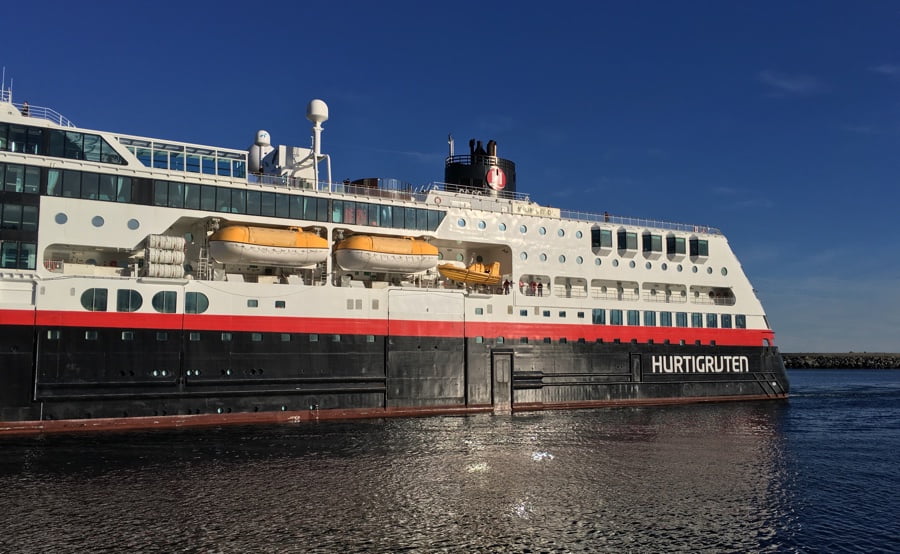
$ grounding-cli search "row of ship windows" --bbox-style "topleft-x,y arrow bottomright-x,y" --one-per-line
1,162 -> 447,232
485,307 -> 746,329
458,219 -> 710,256
46,329 -> 377,344
126,145 -> 247,179
0,122 -> 125,164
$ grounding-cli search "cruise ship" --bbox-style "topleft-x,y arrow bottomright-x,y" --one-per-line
0,87 -> 788,435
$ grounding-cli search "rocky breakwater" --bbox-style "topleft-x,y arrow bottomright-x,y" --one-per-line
783,353 -> 900,369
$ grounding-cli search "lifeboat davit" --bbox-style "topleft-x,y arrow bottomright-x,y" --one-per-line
208,226 -> 328,267
334,235 -> 438,272
438,261 -> 502,286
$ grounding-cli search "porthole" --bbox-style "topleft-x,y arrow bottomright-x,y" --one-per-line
519,225 -> 527,234
557,229 -> 565,237
576,256 -> 583,264
629,260 -> 635,268
55,213 -> 68,224
539,253 -> 547,262
456,253 -> 464,261
457,218 -> 466,227
707,267 -> 713,274
127,219 -> 140,230
575,230 -> 583,239
520,252 -> 528,261
645,262 -> 651,269
477,220 -> 486,230
721,267 -> 728,276
92,216 -> 104,227
692,266 -> 698,273
661,263 -> 668,270
558,255 -> 566,263
594,258 -> 601,266
499,222 -> 507,231
539,227 -> 547,235
612,259 -> 619,267
677,264 -> 683,272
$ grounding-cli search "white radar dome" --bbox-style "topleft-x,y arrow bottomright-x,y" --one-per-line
255,130 -> 271,146
306,99 -> 329,124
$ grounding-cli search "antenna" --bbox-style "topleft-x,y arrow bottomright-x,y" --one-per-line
448,134 -> 454,157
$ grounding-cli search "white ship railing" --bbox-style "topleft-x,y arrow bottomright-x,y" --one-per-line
251,175 -> 719,235
6,99 -> 76,128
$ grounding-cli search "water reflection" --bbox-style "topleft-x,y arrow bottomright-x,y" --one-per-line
0,401 -> 799,552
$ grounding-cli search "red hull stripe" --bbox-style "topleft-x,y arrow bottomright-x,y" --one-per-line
3,309 -> 774,346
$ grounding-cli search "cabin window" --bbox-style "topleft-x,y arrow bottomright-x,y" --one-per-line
156,332 -> 168,341
190,332 -> 201,341
221,332 -> 232,341
475,308 -> 483,315
667,236 -> 686,255
85,330 -> 98,341
577,312 -> 585,319
660,312 -> 672,327
643,311 -> 656,326
151,291 -> 177,314
116,289 -> 143,312
691,313 -> 704,328
47,330 -> 60,340
248,299 -> 258,308
721,314 -> 733,328
706,313 -> 718,328
592,309 -> 606,324
260,192 -> 275,216
275,300 -> 286,309
736,314 -> 746,329
690,238 -> 709,257
559,311 -> 566,318
543,310 -> 550,317
251,333 -> 263,342
676,312 -> 688,327
309,334 -> 318,342
627,310 -> 640,326
591,228 -> 612,248
80,288 -> 108,312
617,230 -> 637,250
185,292 -> 209,314
643,234 -> 662,253
122,331 -> 134,341
610,309 -> 623,325
520,309 -> 528,316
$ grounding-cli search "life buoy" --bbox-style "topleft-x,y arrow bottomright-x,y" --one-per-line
434,197 -> 442,205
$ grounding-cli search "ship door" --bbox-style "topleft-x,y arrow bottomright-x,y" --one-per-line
630,353 -> 643,382
491,351 -> 513,414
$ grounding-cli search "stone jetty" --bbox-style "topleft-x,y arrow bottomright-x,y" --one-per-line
782,353 -> 900,369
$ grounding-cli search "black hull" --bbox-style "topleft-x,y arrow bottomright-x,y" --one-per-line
0,325 -> 788,436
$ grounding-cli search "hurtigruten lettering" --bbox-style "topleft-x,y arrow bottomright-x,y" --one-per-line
651,355 -> 749,373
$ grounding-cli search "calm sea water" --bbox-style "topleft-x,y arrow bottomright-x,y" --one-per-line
1,369 -> 898,553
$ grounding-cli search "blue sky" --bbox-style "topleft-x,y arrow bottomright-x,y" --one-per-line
5,1 -> 900,352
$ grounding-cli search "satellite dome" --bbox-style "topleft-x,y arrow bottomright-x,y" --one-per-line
306,99 -> 329,124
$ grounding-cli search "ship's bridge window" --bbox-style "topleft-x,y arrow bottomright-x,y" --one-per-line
80,288 -> 108,312
690,238 -> 709,257
116,289 -> 143,312
617,230 -> 638,251
643,233 -> 662,253
151,291 -> 177,314
185,292 -> 209,314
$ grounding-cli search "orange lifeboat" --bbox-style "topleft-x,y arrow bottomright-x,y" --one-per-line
437,261 -> 502,286
334,235 -> 438,272
208,226 -> 328,267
